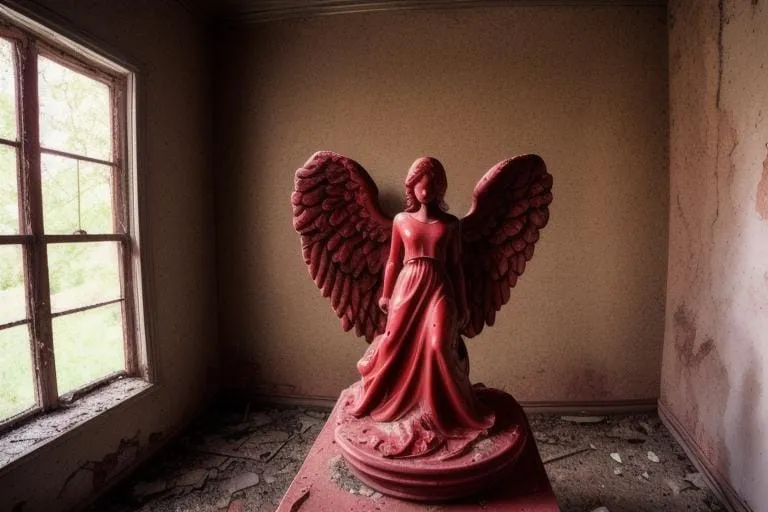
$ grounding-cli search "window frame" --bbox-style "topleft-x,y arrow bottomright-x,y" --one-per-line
0,8 -> 151,434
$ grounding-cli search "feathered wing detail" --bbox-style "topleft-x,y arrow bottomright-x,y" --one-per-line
460,154 -> 553,338
292,151 -> 393,342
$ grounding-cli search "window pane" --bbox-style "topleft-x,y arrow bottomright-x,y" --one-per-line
0,324 -> 35,421
48,242 -> 121,314
0,245 -> 25,325
38,56 -> 112,161
42,154 -> 114,234
0,144 -> 19,234
0,38 -> 18,141
53,303 -> 124,395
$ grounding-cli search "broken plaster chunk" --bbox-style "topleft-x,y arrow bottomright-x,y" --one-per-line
641,471 -> 650,480
591,507 -> 610,512
224,471 -> 260,494
264,474 -> 277,484
250,412 -> 273,428
665,477 -> 683,495
684,472 -> 708,490
259,431 -> 292,444
561,416 -> 606,424
132,479 -> 168,498
647,451 -> 660,463
215,496 -> 232,509
358,485 -> 374,497
610,452 -> 622,463
176,468 -> 208,489
613,467 -> 622,476
200,454 -> 228,469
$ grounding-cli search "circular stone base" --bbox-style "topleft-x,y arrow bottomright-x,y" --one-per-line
334,387 -> 528,502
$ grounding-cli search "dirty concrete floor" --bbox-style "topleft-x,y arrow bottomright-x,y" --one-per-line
90,406 -> 725,512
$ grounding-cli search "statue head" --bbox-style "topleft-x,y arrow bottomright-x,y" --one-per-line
404,157 -> 449,212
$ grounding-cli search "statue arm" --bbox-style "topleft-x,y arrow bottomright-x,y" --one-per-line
450,220 -> 469,328
378,217 -> 403,313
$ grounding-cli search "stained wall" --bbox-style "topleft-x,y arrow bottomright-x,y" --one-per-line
661,1 -> 768,510
215,6 -> 669,404
0,1 -> 217,510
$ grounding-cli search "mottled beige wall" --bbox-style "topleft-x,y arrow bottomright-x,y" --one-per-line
661,0 -> 768,510
0,1 -> 217,510
215,6 -> 669,404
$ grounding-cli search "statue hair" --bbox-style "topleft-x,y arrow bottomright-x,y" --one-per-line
404,157 -> 449,213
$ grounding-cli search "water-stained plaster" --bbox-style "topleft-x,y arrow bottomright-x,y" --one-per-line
662,1 -> 768,509
757,149 -> 768,220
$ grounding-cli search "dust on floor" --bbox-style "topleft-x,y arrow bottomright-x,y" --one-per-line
89,406 -> 725,512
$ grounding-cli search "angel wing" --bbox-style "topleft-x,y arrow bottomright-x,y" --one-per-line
292,151 -> 393,342
460,154 -> 553,338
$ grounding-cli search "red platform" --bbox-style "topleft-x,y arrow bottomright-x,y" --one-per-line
277,396 -> 560,512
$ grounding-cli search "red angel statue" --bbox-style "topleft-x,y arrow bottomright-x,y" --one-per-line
292,152 -> 552,501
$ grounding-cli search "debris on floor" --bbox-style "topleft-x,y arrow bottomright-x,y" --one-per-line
532,414 -> 725,511
88,405 -> 330,512
89,407 -> 725,512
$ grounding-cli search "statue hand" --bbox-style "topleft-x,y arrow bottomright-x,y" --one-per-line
378,296 -> 390,314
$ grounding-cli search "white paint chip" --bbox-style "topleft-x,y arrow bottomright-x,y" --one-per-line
684,472 -> 708,490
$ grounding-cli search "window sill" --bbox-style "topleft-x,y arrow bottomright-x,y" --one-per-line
0,377 -> 152,473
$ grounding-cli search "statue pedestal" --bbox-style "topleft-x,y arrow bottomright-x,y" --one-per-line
276,393 -> 559,512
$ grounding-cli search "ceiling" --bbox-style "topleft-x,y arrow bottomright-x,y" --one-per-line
180,0 -> 666,24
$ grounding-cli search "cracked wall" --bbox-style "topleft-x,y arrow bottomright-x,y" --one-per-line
662,0 -> 768,510
0,0 -> 218,510
214,6 -> 669,404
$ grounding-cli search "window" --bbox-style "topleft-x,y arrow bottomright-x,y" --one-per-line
0,9 -> 146,432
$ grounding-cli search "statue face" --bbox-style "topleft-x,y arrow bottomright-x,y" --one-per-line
414,174 -> 438,205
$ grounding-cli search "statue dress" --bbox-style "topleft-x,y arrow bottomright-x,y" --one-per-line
348,212 -> 495,458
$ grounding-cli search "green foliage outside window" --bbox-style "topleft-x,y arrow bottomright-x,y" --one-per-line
0,39 -> 125,421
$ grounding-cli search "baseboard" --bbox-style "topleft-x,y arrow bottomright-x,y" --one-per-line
658,400 -> 752,512
520,398 -> 656,414
252,393 -> 338,410
251,392 -> 657,415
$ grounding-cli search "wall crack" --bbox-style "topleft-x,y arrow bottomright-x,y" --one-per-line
716,0 -> 725,110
